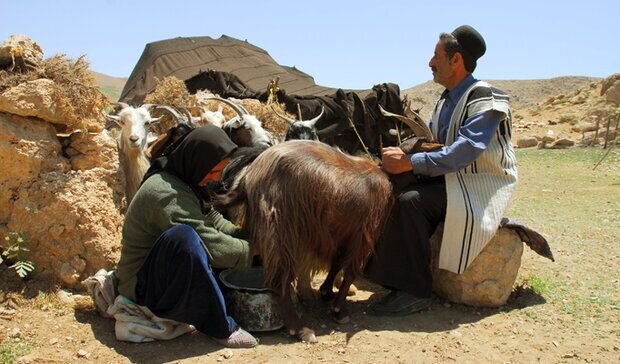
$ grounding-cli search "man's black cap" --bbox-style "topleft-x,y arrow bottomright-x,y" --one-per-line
451,25 -> 486,61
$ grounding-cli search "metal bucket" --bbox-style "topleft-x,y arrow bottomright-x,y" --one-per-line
219,267 -> 284,332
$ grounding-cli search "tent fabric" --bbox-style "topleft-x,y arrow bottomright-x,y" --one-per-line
120,35 -> 354,105
120,35 -> 408,155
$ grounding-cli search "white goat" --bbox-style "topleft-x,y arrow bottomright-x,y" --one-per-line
204,96 -> 274,148
200,105 -> 225,127
106,103 -> 162,204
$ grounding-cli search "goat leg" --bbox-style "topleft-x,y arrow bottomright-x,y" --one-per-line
318,262 -> 342,302
331,268 -> 355,324
278,283 -> 317,343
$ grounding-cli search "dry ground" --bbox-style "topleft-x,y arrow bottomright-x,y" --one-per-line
1,147 -> 619,363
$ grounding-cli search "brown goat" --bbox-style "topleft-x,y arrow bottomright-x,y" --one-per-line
222,140 -> 393,342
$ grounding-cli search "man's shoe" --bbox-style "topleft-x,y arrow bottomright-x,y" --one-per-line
367,290 -> 431,316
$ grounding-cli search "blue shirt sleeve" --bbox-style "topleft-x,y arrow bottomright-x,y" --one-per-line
410,109 -> 503,177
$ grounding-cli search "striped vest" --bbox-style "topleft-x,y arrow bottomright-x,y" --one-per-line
431,81 -> 518,274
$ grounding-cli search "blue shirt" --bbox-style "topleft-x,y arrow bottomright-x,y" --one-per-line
410,74 -> 503,177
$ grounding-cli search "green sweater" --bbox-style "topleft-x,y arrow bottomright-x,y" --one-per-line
116,171 -> 253,301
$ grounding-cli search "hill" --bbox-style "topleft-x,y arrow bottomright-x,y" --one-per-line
91,71 -> 126,101
402,76 -> 600,119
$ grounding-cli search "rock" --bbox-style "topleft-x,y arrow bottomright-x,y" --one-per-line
76,349 -> 90,358
516,136 -> 538,148
604,80 -> 620,105
0,35 -> 44,71
56,290 -> 75,306
59,263 -> 80,286
221,349 -> 233,359
431,225 -> 524,307
549,138 -> 575,149
542,130 -> 556,143
572,123 -> 598,133
0,113 -> 125,288
0,79 -> 80,129
9,327 -> 22,338
600,73 -> 620,96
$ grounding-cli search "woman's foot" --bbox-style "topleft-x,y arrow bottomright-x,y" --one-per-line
214,327 -> 258,348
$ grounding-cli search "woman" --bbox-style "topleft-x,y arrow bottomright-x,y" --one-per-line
115,125 -> 257,348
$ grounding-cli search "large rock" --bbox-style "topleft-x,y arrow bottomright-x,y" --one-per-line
0,112 -> 125,287
431,225 -> 523,307
604,81 -> 620,105
0,35 -> 44,71
516,136 -> 538,148
0,79 -> 85,130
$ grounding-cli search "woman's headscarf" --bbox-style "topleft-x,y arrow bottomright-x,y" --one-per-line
142,124 -> 237,213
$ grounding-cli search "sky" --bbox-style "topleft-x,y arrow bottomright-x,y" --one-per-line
2,0 -> 618,90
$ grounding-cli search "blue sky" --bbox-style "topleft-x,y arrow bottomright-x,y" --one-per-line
2,0 -> 618,89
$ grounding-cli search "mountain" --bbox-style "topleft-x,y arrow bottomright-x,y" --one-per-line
91,71 -> 127,102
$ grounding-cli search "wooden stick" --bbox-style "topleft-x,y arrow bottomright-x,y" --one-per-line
603,119 -> 612,149
296,104 -> 302,121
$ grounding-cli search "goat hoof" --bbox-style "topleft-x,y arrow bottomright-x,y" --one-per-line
346,284 -> 358,296
332,310 -> 350,324
298,328 -> 317,343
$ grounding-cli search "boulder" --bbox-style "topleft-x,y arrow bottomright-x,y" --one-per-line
542,130 -> 556,143
516,136 -> 538,148
549,138 -> 575,149
0,112 -> 125,287
0,79 -> 90,131
431,225 -> 523,307
0,35 -> 44,71
600,73 -> 620,96
604,80 -> 620,105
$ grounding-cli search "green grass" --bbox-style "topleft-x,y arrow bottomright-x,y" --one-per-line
0,339 -> 35,364
99,85 -> 121,102
509,148 -> 620,323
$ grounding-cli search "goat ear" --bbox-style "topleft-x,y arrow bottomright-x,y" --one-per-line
105,114 -> 123,128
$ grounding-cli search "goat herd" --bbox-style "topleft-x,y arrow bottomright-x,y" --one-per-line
106,96 -> 426,342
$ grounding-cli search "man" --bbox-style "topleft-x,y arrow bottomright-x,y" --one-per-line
365,25 -> 518,316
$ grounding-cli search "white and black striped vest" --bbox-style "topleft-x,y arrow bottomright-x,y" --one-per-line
431,80 -> 518,274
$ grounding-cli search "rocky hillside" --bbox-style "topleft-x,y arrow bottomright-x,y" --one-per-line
403,75 -> 619,148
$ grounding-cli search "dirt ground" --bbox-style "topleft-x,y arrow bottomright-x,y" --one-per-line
1,148 -> 619,364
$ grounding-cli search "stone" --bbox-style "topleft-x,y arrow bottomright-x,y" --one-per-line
0,112 -> 125,288
604,80 -> 620,105
516,136 -> 538,148
430,225 -> 524,307
549,138 -> 575,149
0,35 -> 44,71
542,130 -> 556,143
600,73 -> 620,96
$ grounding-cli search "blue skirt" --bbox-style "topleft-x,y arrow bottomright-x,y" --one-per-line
135,224 -> 237,338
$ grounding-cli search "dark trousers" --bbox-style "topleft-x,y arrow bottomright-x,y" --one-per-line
135,224 -> 237,338
365,176 -> 447,298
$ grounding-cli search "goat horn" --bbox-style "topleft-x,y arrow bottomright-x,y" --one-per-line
404,104 -> 426,125
378,105 -> 433,141
306,107 -> 325,128
202,96 -> 247,118
270,105 -> 297,125
154,105 -> 183,122
141,103 -> 158,111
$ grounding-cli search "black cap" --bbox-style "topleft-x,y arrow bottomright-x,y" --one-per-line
451,25 -> 486,61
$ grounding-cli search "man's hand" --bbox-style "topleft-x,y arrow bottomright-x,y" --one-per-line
381,147 -> 413,175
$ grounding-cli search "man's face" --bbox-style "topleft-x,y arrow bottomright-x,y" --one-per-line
429,40 -> 455,88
